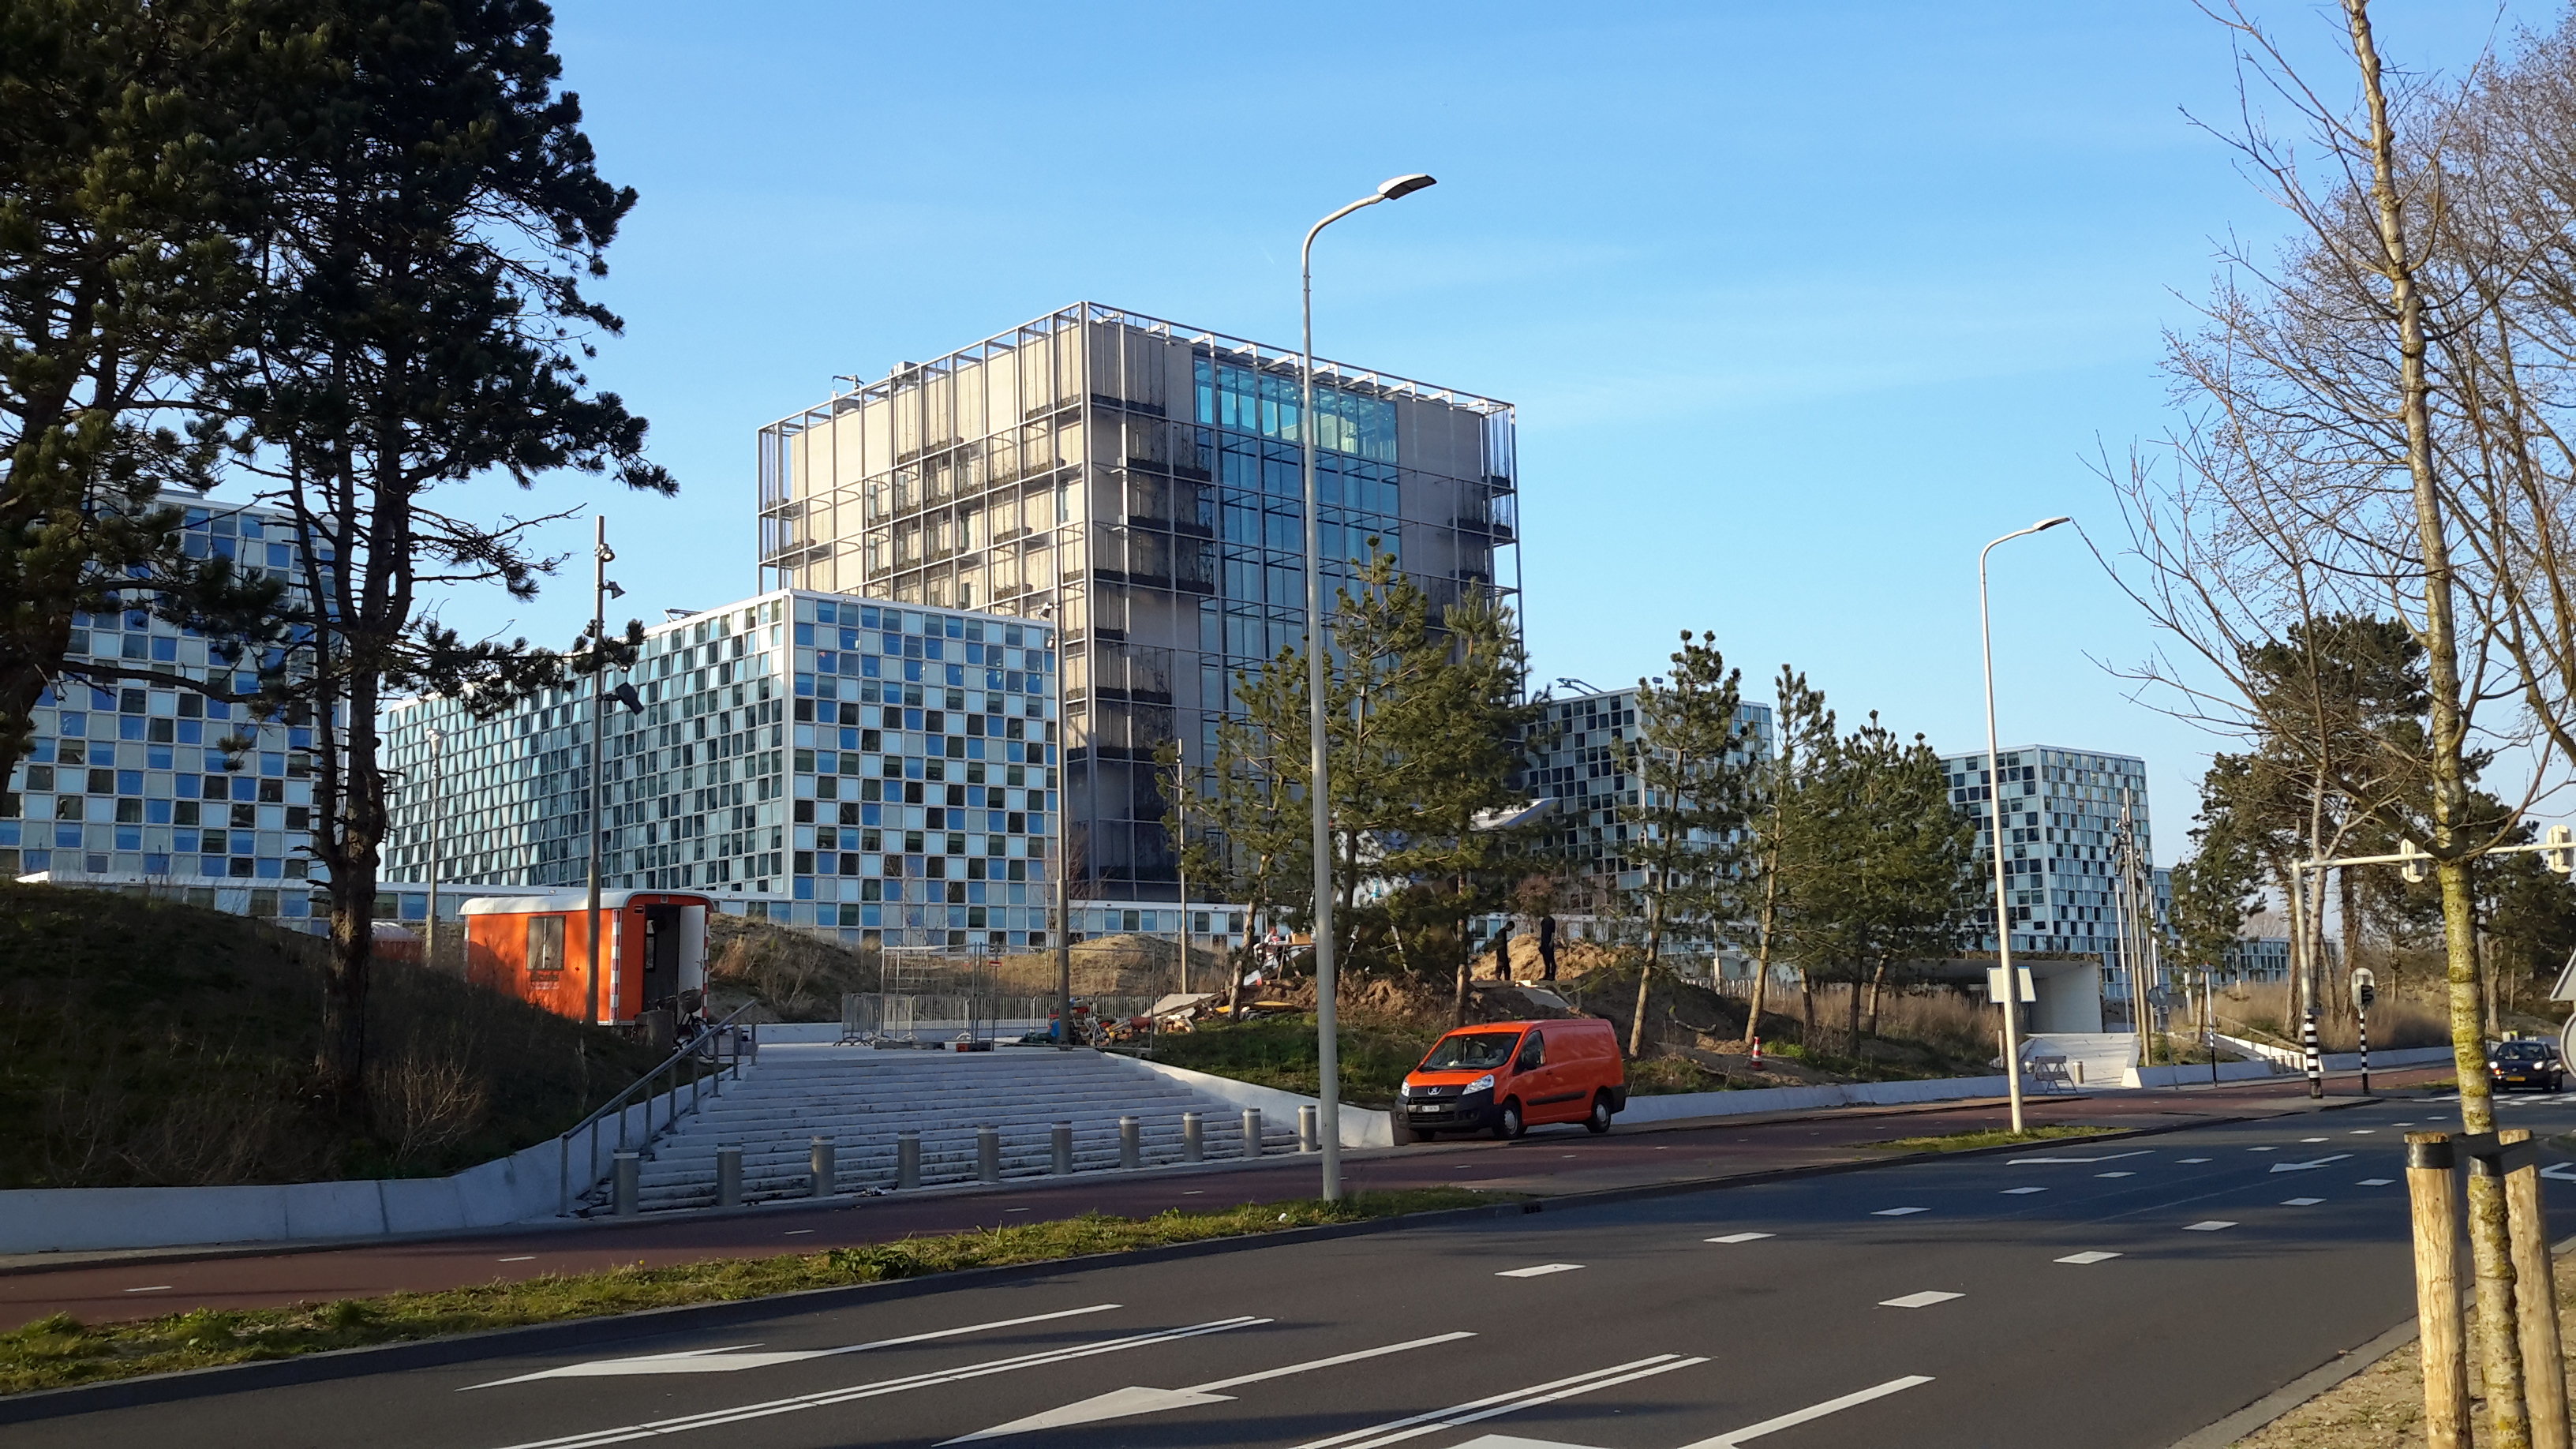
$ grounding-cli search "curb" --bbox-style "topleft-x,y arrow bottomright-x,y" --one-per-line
0,1109 -> 2270,1424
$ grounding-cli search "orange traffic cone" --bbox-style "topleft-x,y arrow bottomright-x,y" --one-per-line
1750,1035 -> 1762,1069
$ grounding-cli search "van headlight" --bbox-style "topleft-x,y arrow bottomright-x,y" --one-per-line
1466,1073 -> 1496,1094
1397,1082 -> 1411,1099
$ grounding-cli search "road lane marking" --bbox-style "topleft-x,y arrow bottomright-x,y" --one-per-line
1677,1373 -> 1934,1448
2095,1171 -> 2135,1178
2005,1150 -> 2151,1165
2350,1129 -> 2376,1134
487,1315 -> 1264,1446
2281,1197 -> 2325,1206
2184,1220 -> 2237,1231
1288,1354 -> 1707,1449
2178,1158 -> 2212,1163
2056,1252 -> 2121,1264
1706,1232 -> 1774,1244
464,1304 -> 1125,1390
1878,1290 -> 1962,1309
1872,1207 -> 1927,1216
2270,1154 -> 2353,1174
1497,1263 -> 1585,1278
122,1286 -> 172,1293
498,1256 -> 537,1263
2542,1163 -> 2576,1183
2001,1188 -> 2047,1195
2247,1147 -> 2277,1152
942,1331 -> 1477,1442
2301,1137 -> 2328,1143
784,1230 -> 814,1236
2359,1178 -> 2395,1186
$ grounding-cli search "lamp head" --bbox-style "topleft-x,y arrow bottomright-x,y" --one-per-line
2035,515 -> 2072,532
1377,173 -> 1437,201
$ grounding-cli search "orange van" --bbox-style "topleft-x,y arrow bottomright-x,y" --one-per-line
1398,1017 -> 1627,1140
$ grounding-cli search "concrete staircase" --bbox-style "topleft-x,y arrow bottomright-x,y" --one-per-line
2022,1032 -> 2146,1088
601,1044 -> 1301,1213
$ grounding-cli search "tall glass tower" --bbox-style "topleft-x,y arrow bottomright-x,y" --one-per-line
756,303 -> 1518,905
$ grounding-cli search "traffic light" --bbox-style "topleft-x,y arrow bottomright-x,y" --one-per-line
2548,824 -> 2574,875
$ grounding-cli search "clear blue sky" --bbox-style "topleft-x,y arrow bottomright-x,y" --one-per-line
377,0 -> 2535,862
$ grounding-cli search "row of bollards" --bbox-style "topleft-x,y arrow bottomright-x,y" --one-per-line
701,1110 -> 1286,1204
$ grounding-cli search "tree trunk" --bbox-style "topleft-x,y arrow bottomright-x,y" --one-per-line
1797,965 -> 1815,1046
1628,876 -> 1660,1057
1865,959 -> 1890,1038
2339,864 -> 2362,1028
1743,860 -> 1780,1045
322,871 -> 374,1106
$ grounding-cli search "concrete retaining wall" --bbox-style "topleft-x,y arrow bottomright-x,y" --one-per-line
1110,1055 -> 1397,1148
0,1065 -> 736,1256
2122,1059 -> 2278,1089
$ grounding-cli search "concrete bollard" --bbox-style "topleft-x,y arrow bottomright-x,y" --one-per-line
810,1136 -> 835,1199
1242,1108 -> 1263,1159
612,1151 -> 640,1217
1298,1103 -> 1320,1154
978,1125 -> 1002,1183
1181,1111 -> 1204,1163
1119,1116 -> 1141,1170
897,1131 -> 921,1190
716,1145 -> 742,1208
1052,1122 -> 1074,1175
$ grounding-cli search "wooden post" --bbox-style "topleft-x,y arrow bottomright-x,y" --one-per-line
2503,1128 -> 2570,1449
2411,1132 -> 2473,1449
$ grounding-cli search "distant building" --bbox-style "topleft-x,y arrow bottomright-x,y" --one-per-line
1515,683 -> 1774,893
754,302 -> 1519,909
1941,744 -> 2162,1013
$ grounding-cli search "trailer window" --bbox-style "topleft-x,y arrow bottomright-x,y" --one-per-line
526,916 -> 565,975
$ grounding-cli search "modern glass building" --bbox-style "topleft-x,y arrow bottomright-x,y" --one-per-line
380,590 -> 1066,949
1942,744 -> 2162,999
2,500 -> 333,927
754,302 -> 1519,908
1515,684 -> 1774,892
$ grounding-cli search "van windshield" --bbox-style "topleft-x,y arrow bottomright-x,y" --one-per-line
1420,1032 -> 1521,1072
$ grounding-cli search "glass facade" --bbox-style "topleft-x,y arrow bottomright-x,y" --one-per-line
1,501 -> 328,920
1514,685 -> 1775,890
1944,745 -> 2160,992
380,590 -> 1061,949
756,303 -> 1518,905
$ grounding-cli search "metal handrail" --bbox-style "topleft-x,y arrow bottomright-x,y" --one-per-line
557,1003 -> 761,1216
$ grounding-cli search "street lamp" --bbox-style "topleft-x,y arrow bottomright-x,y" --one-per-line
584,517 -> 622,1028
1302,171 -> 1436,1201
425,725 -> 444,972
1979,515 -> 2069,1135
1034,601 -> 1072,1050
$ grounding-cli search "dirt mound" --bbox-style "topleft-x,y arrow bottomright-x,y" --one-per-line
984,934 -> 1222,997
706,914 -> 878,1022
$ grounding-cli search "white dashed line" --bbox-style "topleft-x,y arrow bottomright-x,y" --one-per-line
2301,1137 -> 2329,1144
498,1256 -> 536,1263
1497,1263 -> 1586,1279
2349,1129 -> 2376,1135
1880,1290 -> 1963,1309
2001,1187 -> 2047,1196
2177,1157 -> 2212,1163
2247,1147 -> 2277,1153
2282,1197 -> 2325,1206
2095,1171 -> 2135,1178
1873,1207 -> 1928,1216
2184,1220 -> 2237,1231
1707,1232 -> 1774,1244
784,1230 -> 814,1236
122,1285 -> 172,1294
2056,1251 -> 2122,1264
2359,1178 -> 2395,1186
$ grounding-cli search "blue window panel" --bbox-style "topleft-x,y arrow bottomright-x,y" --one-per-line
144,799 -> 171,825
945,665 -> 964,687
114,826 -> 141,849
234,777 -> 256,801
119,716 -> 144,740
54,825 -> 81,847
861,803 -> 881,826
116,769 -> 140,794
147,745 -> 172,769
143,853 -> 170,875
861,904 -> 882,927
255,857 -> 282,878
0,822 -> 14,845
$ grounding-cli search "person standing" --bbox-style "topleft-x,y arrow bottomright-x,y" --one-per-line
1538,913 -> 1559,982
1491,919 -> 1514,982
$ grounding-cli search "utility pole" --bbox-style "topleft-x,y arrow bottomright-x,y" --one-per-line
584,517 -> 616,1028
425,725 -> 444,972
1035,602 -> 1072,1049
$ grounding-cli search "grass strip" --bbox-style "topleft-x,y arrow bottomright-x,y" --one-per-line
1865,1125 -> 2118,1153
0,1188 -> 1498,1397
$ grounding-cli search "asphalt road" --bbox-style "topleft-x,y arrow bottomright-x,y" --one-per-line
30,1083 -> 2576,1449
0,1070 -> 2443,1331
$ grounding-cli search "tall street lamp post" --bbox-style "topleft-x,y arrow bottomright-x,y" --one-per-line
425,725 -> 444,972
584,518 -> 622,1028
1035,601 -> 1072,1048
1301,171 -> 1436,1200
1979,515 -> 2070,1135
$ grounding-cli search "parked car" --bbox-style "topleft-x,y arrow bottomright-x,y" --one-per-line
2488,1037 -> 2567,1093
1398,1017 -> 1627,1140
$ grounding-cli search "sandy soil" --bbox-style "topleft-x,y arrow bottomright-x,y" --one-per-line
2236,1268 -> 2576,1447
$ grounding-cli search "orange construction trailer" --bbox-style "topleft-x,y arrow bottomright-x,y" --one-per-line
461,890 -> 713,1026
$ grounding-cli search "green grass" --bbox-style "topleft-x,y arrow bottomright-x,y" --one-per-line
0,1189 -> 1498,1395
1866,1125 -> 2117,1153
0,882 -> 668,1187
1153,1017 -> 1439,1106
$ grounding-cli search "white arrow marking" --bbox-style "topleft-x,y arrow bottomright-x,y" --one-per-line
487,1316 -> 1264,1449
2543,1163 -> 2576,1182
1498,1263 -> 1586,1278
464,1303 -> 1121,1389
1290,1355 -> 1707,1449
2006,1150 -> 2152,1165
2270,1154 -> 2353,1174
939,1331 -> 1476,1442
1678,1374 -> 1936,1447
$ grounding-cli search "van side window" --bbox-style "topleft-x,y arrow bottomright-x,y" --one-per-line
1515,1031 -> 1544,1071
526,915 -> 564,975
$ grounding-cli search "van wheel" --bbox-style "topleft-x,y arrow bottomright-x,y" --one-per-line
1494,1100 -> 1524,1140
1585,1093 -> 1613,1134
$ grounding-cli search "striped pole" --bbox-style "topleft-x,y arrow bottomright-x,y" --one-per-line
2303,1009 -> 2324,1099
2359,1006 -> 2371,1095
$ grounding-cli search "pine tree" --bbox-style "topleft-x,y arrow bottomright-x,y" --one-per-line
1614,631 -> 1752,1055
1726,668 -> 1835,1044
